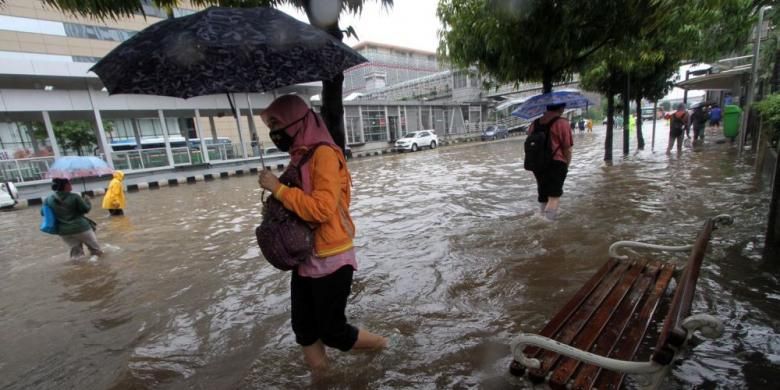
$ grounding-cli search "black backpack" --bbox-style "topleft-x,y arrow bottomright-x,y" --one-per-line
524,117 -> 561,171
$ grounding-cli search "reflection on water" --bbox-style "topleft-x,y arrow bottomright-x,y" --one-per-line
1,125 -> 778,389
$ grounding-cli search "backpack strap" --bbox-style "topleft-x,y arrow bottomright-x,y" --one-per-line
541,116 -> 563,157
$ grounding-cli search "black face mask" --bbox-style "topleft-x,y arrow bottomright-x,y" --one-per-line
269,112 -> 309,152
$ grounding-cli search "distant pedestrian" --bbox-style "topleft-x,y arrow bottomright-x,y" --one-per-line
667,103 -> 689,154
44,178 -> 103,259
586,119 -> 593,133
690,106 -> 709,143
578,119 -> 585,132
524,103 -> 573,221
102,170 -> 126,216
709,104 -> 722,128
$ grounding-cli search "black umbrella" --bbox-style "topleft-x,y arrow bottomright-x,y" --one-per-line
90,6 -> 368,99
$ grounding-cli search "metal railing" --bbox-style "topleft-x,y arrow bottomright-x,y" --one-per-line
0,157 -> 56,183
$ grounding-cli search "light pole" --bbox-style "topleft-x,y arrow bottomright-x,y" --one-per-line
738,5 -> 772,156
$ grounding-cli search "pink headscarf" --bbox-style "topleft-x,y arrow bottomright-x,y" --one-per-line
262,95 -> 341,193
263,95 -> 336,163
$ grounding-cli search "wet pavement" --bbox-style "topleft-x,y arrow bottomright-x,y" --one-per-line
1,124 -> 778,389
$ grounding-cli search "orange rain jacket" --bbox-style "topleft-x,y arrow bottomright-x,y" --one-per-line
273,146 -> 355,258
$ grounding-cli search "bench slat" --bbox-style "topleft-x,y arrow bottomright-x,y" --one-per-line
548,260 -> 649,388
567,262 -> 664,390
591,263 -> 676,390
522,258 -> 619,360
527,261 -> 632,381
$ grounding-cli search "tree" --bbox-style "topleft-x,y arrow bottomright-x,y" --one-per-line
53,120 -> 98,156
40,0 -> 394,153
437,0 -> 660,94
582,0 -> 754,159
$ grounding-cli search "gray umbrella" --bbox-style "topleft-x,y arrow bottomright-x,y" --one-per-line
90,6 -> 368,99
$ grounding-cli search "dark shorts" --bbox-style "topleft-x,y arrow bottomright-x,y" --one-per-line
291,265 -> 358,351
670,127 -> 684,138
532,160 -> 568,203
710,119 -> 720,126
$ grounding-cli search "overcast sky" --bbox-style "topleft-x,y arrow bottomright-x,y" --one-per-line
278,1 -> 702,101
278,0 -> 441,53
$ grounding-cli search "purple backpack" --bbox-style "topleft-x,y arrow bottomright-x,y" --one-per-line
255,145 -> 326,271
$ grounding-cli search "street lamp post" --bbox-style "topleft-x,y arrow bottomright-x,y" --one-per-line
738,5 -> 772,156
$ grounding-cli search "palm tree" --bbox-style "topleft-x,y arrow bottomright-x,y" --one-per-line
39,0 -> 394,152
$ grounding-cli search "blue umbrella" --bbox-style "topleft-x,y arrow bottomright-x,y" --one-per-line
511,90 -> 593,120
47,156 -> 113,180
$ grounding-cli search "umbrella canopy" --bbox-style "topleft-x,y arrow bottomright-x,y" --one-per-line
91,6 -> 368,99
47,156 -> 113,179
511,90 -> 594,120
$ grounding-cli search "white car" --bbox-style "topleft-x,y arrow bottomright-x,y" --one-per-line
394,130 -> 438,152
0,181 -> 18,209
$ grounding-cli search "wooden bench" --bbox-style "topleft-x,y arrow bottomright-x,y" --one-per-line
509,215 -> 733,389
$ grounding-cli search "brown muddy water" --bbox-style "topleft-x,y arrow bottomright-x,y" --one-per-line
1,125 -> 778,389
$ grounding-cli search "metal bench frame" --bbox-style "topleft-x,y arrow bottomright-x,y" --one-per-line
510,215 -> 733,389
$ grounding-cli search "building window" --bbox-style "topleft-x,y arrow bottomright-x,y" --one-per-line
345,116 -> 362,144
63,22 -> 136,42
0,15 -> 137,43
453,72 -> 468,89
361,107 -> 387,142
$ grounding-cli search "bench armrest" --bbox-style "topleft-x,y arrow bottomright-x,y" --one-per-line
608,241 -> 693,260
510,333 -> 664,375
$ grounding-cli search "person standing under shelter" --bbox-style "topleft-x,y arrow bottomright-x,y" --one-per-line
690,105 -> 709,144
102,170 -> 126,216
667,103 -> 689,154
525,103 -> 573,221
709,103 -> 722,129
45,178 -> 103,259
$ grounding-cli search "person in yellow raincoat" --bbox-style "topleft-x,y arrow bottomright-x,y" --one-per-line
102,170 -> 126,216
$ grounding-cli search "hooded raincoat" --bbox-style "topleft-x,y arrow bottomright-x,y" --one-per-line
102,170 -> 126,210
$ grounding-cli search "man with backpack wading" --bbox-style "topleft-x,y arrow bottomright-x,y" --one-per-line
524,103 -> 573,221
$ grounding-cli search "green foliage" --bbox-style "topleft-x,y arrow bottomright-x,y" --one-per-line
756,92 -> 780,126
41,0 -> 392,20
437,0 -> 660,92
54,120 -> 98,156
756,92 -> 780,147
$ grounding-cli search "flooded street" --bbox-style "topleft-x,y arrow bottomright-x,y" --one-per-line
1,125 -> 778,389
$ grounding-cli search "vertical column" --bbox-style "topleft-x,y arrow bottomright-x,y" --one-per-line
208,116 -> 218,141
343,111 -> 349,144
87,87 -> 113,168
358,105 -> 365,142
418,106 -> 423,130
92,108 -> 113,168
157,109 -> 175,167
194,109 -> 209,163
41,111 -> 60,157
429,106 -> 434,129
245,93 -> 259,156
384,105 -> 391,141
399,106 -> 404,134
231,93 -> 248,159
449,107 -> 456,134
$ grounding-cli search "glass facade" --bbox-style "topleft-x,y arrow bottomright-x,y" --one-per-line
361,107 -> 387,142
0,15 -> 137,43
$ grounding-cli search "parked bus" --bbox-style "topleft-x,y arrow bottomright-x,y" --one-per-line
109,136 -> 232,151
